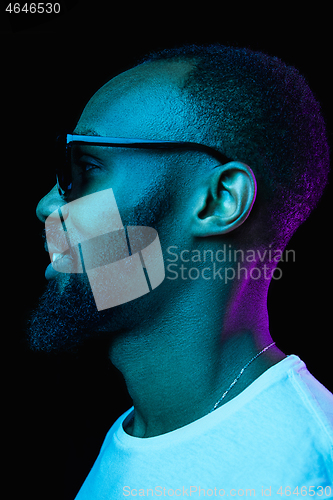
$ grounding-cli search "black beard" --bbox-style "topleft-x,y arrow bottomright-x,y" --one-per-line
26,272 -> 111,353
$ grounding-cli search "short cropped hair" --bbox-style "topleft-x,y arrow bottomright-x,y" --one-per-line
138,44 -> 330,249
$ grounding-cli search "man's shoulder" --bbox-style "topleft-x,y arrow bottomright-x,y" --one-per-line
286,358 -> 333,439
250,354 -> 333,461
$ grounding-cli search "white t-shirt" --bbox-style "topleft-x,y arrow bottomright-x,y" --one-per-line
75,355 -> 333,499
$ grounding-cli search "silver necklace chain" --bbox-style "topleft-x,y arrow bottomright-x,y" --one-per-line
210,342 -> 276,412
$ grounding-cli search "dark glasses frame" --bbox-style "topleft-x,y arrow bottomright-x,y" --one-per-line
55,133 -> 233,197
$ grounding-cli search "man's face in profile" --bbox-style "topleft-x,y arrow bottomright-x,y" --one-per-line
27,61 -> 198,352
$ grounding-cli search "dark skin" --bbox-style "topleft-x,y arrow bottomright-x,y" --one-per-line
36,60 -> 286,438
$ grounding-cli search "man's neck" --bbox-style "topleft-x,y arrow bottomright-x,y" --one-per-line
108,280 -> 286,438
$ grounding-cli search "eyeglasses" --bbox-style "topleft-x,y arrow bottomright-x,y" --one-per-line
55,133 -> 233,198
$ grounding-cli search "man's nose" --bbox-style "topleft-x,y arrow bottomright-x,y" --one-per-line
36,185 -> 67,223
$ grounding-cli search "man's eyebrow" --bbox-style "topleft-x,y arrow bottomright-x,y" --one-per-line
73,129 -> 102,137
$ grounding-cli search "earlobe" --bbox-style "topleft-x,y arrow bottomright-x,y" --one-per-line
191,162 -> 257,237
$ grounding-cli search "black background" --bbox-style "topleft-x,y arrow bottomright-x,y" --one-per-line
3,4 -> 332,499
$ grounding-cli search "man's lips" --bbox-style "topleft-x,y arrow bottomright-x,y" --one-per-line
44,244 -> 81,279
52,252 -> 66,263
50,248 -> 70,264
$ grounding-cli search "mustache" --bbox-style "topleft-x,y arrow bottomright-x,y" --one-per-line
42,216 -> 72,253
42,226 -> 84,275
42,229 -> 52,253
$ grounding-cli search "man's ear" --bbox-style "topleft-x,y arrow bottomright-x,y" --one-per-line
191,162 -> 257,237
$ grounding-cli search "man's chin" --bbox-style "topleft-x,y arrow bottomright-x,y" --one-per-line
26,273 -> 109,353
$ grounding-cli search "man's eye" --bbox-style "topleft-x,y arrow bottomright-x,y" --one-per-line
77,161 -> 100,173
81,163 -> 98,172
